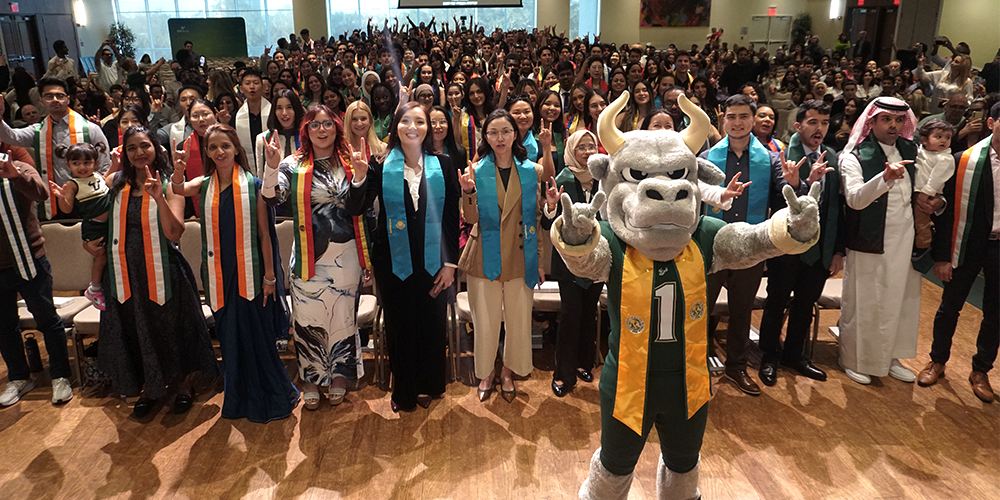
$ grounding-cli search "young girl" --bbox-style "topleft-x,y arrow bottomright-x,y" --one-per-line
171,123 -> 298,422
49,143 -> 112,309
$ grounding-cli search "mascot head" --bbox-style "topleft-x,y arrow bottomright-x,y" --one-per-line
588,91 -> 724,262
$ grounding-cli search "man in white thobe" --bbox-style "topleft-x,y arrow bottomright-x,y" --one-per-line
837,97 -> 943,385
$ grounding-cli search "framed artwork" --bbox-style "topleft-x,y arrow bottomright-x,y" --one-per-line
640,0 -> 712,27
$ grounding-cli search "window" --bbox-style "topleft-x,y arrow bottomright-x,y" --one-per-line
112,0 -> 294,61
327,1 -> 537,38
570,0 -> 599,40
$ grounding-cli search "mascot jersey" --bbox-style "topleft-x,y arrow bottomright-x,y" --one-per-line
600,216 -> 723,435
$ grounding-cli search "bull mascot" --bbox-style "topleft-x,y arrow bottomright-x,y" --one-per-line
552,92 -> 823,500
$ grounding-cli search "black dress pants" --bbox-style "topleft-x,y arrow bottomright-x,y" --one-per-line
930,240 -> 999,373
707,262 -> 765,371
758,255 -> 830,365
554,280 -> 602,388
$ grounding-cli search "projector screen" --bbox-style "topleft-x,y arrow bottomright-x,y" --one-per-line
397,0 -> 524,7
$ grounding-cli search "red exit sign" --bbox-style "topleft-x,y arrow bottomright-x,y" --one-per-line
9,2 -> 19,13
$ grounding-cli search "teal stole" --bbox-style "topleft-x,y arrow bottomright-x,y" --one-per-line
475,152 -> 539,288
382,148 -> 445,279
705,135 -> 771,224
522,131 -> 539,162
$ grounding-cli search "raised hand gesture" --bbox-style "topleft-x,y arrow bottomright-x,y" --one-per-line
150,98 -> 163,113
347,137 -> 368,183
0,156 -> 19,178
538,119 -> 553,149
458,160 -> 477,194
805,151 -> 833,185
720,172 -> 751,202
544,177 -> 563,210
264,132 -> 282,169
558,191 -> 604,246
172,138 -> 190,174
216,106 -> 231,125
144,166 -> 163,199
783,182 -> 821,244
48,180 -> 65,200
882,159 -> 912,182
779,150 -> 808,186
109,147 -> 122,174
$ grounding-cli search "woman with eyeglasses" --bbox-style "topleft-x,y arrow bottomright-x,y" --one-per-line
545,129 -> 603,397
457,109 -> 550,404
172,98 -> 223,218
262,105 -> 371,410
345,102 -> 460,412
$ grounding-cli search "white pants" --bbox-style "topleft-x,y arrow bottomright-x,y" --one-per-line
468,276 -> 534,379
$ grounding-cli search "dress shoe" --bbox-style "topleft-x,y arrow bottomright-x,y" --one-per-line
174,391 -> 195,414
416,395 -> 433,408
916,362 -> 946,387
888,359 -> 916,383
132,397 -> 157,418
781,359 -> 828,381
577,369 -> 594,383
391,399 -> 416,413
724,369 -> 761,396
477,386 -> 494,402
552,380 -> 571,397
500,377 -> 517,403
758,362 -> 778,387
969,371 -> 995,403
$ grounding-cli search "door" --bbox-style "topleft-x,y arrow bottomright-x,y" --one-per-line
749,16 -> 792,57
0,15 -> 43,78
37,14 -> 80,72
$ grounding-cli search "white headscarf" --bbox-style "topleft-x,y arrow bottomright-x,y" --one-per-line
564,129 -> 598,191
360,70 -> 381,103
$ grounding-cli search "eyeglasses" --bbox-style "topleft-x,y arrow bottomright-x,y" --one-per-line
308,120 -> 336,131
575,145 -> 598,152
430,119 -> 449,126
190,112 -> 214,120
42,93 -> 69,101
486,128 -> 515,138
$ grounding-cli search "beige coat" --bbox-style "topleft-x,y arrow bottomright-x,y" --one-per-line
459,162 -> 546,282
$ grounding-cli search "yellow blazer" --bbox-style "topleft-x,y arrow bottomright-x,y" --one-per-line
458,161 -> 545,282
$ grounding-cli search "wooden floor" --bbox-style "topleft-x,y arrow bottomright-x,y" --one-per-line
0,279 -> 997,500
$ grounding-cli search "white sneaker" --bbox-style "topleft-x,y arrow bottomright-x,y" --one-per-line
839,361 -> 872,385
889,359 -> 916,383
0,379 -> 36,406
51,377 -> 73,405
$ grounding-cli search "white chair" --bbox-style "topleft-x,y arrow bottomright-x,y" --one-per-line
17,221 -> 93,384
812,278 -> 843,356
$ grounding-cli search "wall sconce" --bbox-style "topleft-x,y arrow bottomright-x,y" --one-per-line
74,0 -> 87,27
829,0 -> 843,20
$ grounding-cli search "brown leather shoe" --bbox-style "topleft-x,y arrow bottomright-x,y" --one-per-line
725,369 -> 761,396
969,371 -> 995,403
916,362 -> 946,387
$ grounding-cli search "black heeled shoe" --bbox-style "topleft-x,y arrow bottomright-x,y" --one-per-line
416,395 -> 433,408
500,378 -> 516,403
391,399 -> 415,413
552,380 -> 570,398
132,397 -> 156,418
477,385 -> 494,402
174,390 -> 195,414
577,369 -> 594,383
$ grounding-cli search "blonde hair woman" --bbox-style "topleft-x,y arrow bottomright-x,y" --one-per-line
343,101 -> 386,162
915,53 -> 973,114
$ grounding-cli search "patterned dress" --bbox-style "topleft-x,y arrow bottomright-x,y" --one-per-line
272,155 -> 365,386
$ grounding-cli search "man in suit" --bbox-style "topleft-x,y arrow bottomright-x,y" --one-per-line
759,100 -> 843,386
917,102 -> 999,403
235,69 -> 271,170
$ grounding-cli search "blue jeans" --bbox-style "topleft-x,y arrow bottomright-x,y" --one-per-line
0,256 -> 70,381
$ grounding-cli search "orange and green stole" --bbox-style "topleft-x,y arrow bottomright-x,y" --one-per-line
32,110 -> 90,219
950,136 -> 991,268
608,220 -> 717,435
288,153 -> 372,280
200,168 -> 261,311
107,183 -> 171,305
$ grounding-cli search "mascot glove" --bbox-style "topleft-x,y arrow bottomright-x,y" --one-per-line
551,217 -> 602,256
768,207 -> 821,255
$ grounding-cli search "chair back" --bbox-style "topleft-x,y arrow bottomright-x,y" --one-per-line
40,221 -> 92,291
178,220 -> 204,291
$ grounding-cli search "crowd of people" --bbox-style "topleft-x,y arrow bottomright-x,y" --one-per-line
0,18 -> 997,427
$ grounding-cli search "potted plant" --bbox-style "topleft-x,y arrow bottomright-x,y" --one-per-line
108,22 -> 136,60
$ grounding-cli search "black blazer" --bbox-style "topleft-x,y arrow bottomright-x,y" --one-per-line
347,151 -> 460,277
931,151 -> 995,264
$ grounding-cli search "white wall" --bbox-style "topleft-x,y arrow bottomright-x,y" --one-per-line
537,0 -> 571,35
937,0 -> 1000,67
77,0 -> 115,57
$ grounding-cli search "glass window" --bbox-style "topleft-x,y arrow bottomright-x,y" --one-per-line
328,1 -> 537,37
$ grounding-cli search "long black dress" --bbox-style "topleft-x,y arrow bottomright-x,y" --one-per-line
98,192 -> 219,400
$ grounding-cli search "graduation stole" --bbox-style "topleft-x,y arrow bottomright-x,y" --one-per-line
951,136 -> 991,268
32,110 -> 89,219
289,154 -> 372,280
475,152 -> 539,288
199,168 -> 261,311
614,240 -> 710,436
566,113 -> 581,135
107,182 -> 171,305
0,178 -> 36,280
461,110 -> 477,154
381,148 -> 445,280
765,137 -> 785,153
184,134 -> 204,216
265,129 -> 300,158
705,135 -> 771,224
522,130 -> 539,162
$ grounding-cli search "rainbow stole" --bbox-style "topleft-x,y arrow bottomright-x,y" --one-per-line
33,110 -> 89,219
0,178 -> 37,280
381,148 -> 445,280
461,110 -> 477,154
475,153 -> 539,288
614,240 -> 710,435
107,182 -> 171,305
289,154 -> 372,280
705,135 -> 771,224
950,136 -> 990,267
200,168 -> 261,311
